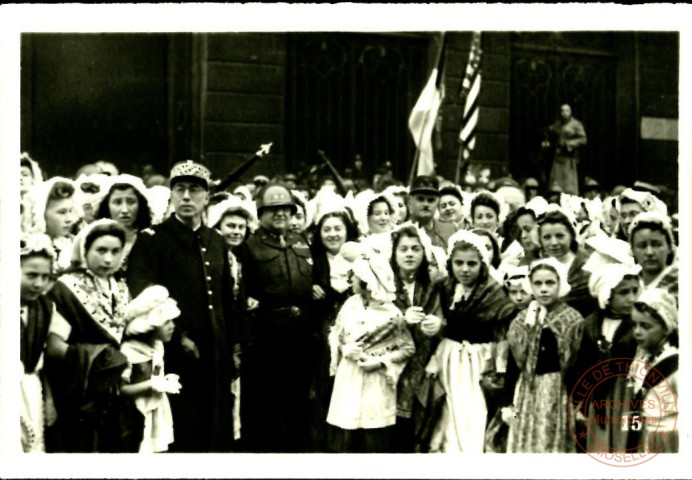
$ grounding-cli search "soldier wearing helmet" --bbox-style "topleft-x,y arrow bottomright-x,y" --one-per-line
236,183 -> 315,452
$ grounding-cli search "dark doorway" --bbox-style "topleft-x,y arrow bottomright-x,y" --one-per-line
286,33 -> 430,183
509,33 -> 617,190
21,34 -> 172,178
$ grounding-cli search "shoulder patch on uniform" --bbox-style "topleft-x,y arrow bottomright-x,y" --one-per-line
141,228 -> 156,236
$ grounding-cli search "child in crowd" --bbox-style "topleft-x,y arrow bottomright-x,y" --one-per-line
327,242 -> 415,453
119,285 -> 182,453
20,233 -> 57,452
578,263 -> 641,452
626,288 -> 678,454
503,258 -> 584,453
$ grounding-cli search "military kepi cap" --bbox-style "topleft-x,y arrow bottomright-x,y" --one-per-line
170,160 -> 212,189
409,175 -> 440,196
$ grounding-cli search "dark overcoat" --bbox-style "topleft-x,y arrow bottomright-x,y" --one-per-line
127,215 -> 237,452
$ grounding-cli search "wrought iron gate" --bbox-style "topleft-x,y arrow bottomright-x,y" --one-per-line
510,33 -> 617,189
286,33 -> 429,182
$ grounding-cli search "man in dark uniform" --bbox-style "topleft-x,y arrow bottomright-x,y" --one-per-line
408,175 -> 456,250
235,184 -> 314,453
127,160 -> 237,452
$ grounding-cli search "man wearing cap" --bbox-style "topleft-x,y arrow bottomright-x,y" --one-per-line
235,183 -> 315,452
127,160 -> 237,452
408,175 -> 457,250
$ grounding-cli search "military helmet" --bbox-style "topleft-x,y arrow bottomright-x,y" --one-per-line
255,184 -> 297,214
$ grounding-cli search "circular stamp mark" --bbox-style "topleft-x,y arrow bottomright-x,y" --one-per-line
568,357 -> 678,467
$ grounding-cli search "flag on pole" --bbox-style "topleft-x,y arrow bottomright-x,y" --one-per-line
408,34 -> 447,178
458,32 -> 482,165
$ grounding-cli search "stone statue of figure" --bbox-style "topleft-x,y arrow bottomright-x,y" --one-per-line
541,104 -> 587,195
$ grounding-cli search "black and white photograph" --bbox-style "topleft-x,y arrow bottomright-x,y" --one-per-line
0,3 -> 689,478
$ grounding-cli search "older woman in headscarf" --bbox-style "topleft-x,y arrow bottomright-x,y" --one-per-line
96,174 -> 153,277
25,177 -> 82,274
628,211 -> 677,299
326,242 -> 415,453
502,258 -> 585,453
424,230 -> 516,453
44,219 -> 131,452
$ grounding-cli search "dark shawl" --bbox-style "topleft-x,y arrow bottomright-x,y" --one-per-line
21,296 -> 53,373
393,275 -> 443,419
439,271 -> 517,345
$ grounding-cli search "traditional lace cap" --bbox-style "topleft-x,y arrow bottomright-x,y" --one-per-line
529,257 -> 571,298
635,288 -> 677,333
206,195 -> 259,232
125,285 -> 181,336
447,229 -> 491,266
146,185 -> 171,226
351,189 -> 398,236
71,218 -> 125,272
311,187 -> 352,227
20,232 -> 56,261
170,160 -> 211,188
20,152 -> 44,184
583,234 -> 636,273
524,196 -> 550,218
340,241 -> 396,303
498,263 -> 531,293
25,177 -> 80,235
390,221 -> 439,266
618,188 -> 668,217
588,263 -> 642,310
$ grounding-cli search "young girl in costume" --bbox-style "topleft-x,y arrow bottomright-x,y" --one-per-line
119,285 -> 182,453
425,230 -> 516,453
327,242 -> 415,453
389,223 -> 443,452
625,288 -> 678,454
44,219 -> 131,452
503,258 -> 585,453
20,233 -> 57,452
578,262 -> 642,453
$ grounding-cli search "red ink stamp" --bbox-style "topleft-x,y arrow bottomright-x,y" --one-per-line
568,357 -> 678,467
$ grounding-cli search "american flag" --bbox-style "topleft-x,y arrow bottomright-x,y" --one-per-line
457,32 -> 482,175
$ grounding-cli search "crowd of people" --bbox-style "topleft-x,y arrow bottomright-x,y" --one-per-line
19,151 -> 679,454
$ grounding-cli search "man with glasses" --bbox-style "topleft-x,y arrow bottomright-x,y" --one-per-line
127,160 -> 237,453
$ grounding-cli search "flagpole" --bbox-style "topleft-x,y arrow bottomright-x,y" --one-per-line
408,32 -> 446,186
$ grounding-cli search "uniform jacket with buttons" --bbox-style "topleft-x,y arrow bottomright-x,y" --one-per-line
126,215 -> 236,373
236,226 -> 314,309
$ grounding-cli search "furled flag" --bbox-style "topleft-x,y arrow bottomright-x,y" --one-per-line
408,33 -> 447,177
457,32 -> 482,180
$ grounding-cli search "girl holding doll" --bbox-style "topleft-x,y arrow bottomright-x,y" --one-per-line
326,242 -> 415,453
503,258 -> 585,453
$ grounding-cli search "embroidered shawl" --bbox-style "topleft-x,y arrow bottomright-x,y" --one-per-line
56,270 -> 129,344
507,301 -> 584,382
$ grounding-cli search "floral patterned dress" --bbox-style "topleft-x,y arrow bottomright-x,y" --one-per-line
506,301 -> 584,453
